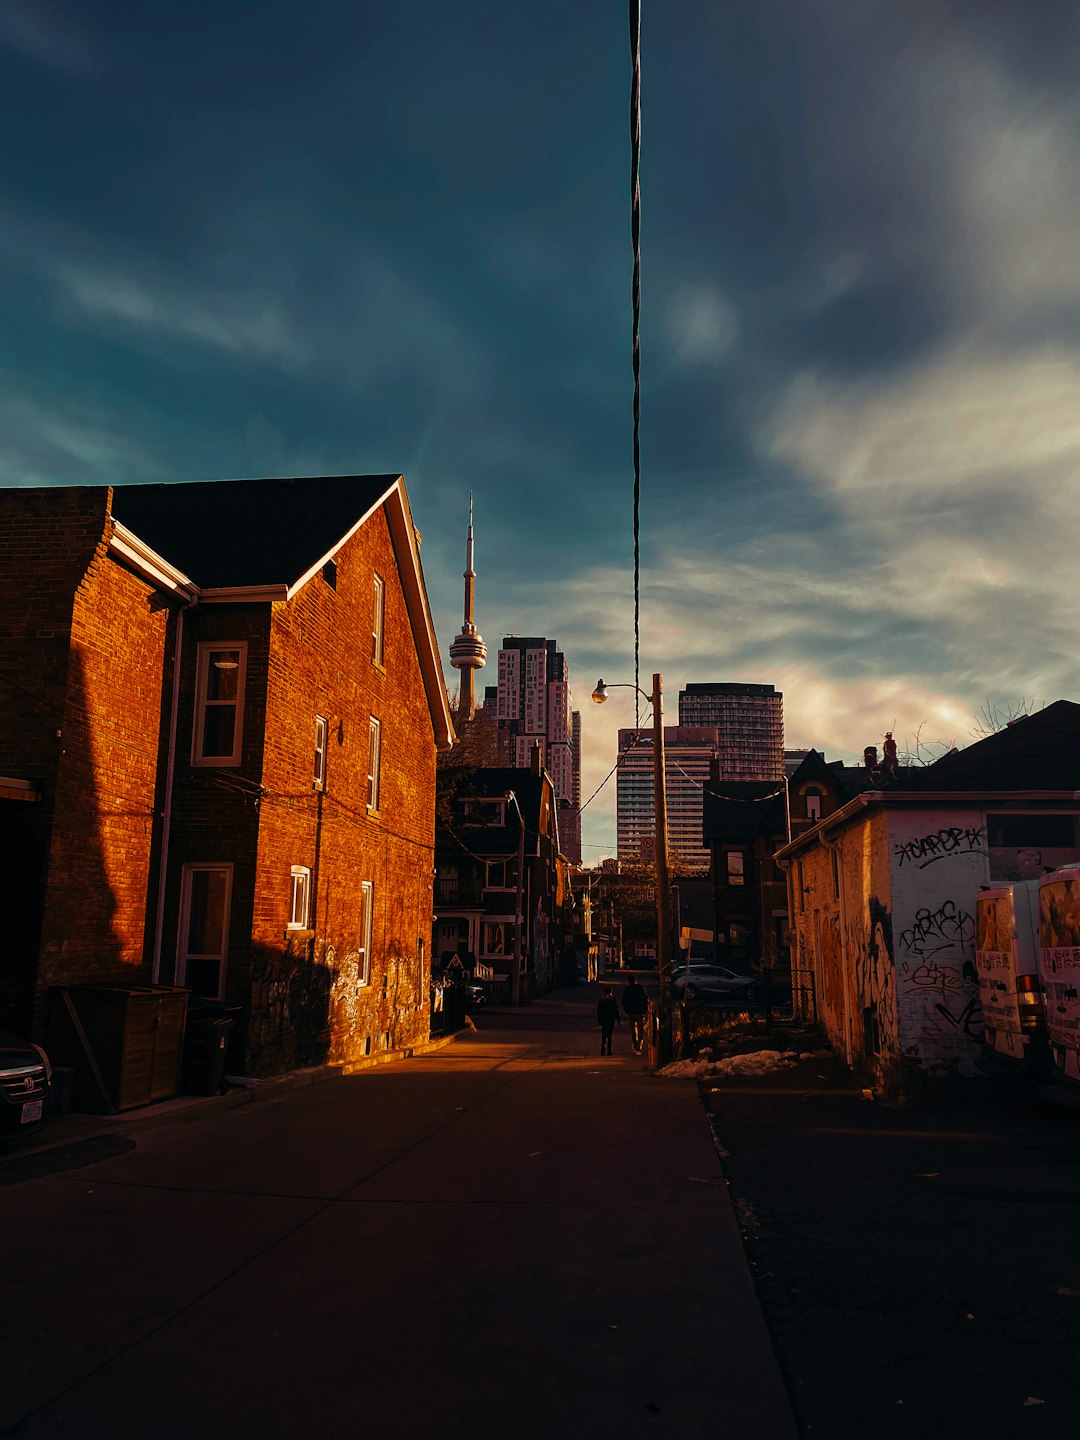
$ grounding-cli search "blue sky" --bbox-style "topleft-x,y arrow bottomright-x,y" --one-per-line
5,1 -> 1079,859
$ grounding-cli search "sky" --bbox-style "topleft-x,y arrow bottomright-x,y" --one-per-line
4,0 -> 1080,861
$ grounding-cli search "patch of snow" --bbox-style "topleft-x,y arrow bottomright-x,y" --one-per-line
658,1049 -> 799,1079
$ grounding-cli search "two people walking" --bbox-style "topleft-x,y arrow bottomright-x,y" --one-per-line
596,974 -> 649,1056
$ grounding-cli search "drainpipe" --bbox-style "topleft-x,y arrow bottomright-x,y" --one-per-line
825,834 -> 854,1068
152,598 -> 195,984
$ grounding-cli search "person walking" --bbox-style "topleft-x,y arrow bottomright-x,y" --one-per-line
596,988 -> 620,1055
621,975 -> 648,1054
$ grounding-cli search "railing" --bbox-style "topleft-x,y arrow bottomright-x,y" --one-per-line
434,877 -> 483,906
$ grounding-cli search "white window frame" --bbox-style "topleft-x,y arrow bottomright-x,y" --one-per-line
313,715 -> 328,791
192,642 -> 247,767
177,863 -> 233,1000
288,866 -> 312,931
482,919 -> 512,957
367,716 -> 382,813
486,858 -> 512,890
372,573 -> 385,666
464,797 -> 506,825
357,881 -> 374,987
804,787 -> 822,822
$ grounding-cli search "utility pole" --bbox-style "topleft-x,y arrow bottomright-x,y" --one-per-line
652,673 -> 673,1065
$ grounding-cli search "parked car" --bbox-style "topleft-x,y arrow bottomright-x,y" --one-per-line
671,965 -> 760,1007
0,1030 -> 55,1141
465,983 -> 487,1010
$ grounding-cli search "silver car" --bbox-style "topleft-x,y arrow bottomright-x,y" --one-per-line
670,965 -> 760,1006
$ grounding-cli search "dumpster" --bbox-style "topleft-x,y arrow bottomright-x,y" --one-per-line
180,1015 -> 234,1096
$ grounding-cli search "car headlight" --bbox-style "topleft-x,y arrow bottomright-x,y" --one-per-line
31,1044 -> 52,1083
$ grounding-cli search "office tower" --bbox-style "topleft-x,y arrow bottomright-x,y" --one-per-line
488,636 -> 582,863
679,682 -> 784,781
616,727 -> 720,874
447,497 -> 487,719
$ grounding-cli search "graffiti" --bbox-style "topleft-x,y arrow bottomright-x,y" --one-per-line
933,996 -> 985,1040
895,826 -> 985,869
902,959 -> 965,991
898,899 -> 975,959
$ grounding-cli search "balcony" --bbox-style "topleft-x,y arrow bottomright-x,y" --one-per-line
435,877 -> 483,907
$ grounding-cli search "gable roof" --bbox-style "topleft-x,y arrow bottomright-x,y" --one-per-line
904,700 -> 1080,791
111,475 -> 401,590
110,474 -> 454,751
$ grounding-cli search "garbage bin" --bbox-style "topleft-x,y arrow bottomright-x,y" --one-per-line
180,1015 -> 234,1096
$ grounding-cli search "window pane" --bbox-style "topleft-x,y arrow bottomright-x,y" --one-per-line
207,652 -> 241,701
187,870 -> 228,955
202,706 -> 236,758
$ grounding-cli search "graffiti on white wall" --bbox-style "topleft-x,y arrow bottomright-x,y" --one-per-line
892,812 -> 988,1072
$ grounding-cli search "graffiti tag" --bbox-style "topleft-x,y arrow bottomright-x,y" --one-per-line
898,899 -> 974,960
895,826 -> 985,869
933,997 -> 984,1040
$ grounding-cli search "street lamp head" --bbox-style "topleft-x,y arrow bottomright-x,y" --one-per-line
591,679 -> 608,704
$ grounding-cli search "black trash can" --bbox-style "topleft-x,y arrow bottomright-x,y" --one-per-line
180,1015 -> 234,1096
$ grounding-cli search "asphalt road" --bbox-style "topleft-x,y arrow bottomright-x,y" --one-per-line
707,1054 -> 1080,1440
0,988 -> 796,1440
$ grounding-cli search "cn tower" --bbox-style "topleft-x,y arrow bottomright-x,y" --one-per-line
448,495 -> 487,719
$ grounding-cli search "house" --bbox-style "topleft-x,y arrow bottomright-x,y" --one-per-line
0,475 -> 454,1077
433,756 -> 574,1001
775,703 -> 1080,1089
701,750 -> 872,1002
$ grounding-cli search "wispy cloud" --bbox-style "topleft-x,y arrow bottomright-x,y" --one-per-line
0,0 -> 107,76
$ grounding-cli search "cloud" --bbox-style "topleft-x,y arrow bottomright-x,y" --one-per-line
0,0 -> 107,76
666,285 -> 738,365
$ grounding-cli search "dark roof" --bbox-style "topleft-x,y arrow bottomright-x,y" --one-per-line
703,780 -> 786,844
903,700 -> 1080,792
439,768 -> 551,856
111,475 -> 400,589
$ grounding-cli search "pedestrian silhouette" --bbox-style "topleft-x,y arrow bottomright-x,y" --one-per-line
597,987 -> 620,1055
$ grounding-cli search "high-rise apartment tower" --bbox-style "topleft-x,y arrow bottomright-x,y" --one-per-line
616,726 -> 719,874
678,682 -> 784,781
485,636 -> 582,863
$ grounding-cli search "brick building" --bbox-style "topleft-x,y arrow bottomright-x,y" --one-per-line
0,476 -> 453,1075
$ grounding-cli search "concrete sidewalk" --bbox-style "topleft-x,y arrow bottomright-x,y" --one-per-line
1,986 -> 797,1439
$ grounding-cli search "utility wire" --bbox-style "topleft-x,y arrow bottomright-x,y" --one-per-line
630,0 -> 642,726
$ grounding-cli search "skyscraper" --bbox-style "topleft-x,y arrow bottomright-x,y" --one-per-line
616,726 -> 719,873
678,682 -> 784,781
486,636 -> 582,863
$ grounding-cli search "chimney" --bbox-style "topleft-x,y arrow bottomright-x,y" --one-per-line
531,743 -> 543,776
864,745 -> 878,769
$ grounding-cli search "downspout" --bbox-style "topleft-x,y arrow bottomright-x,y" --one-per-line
152,597 -> 196,983
825,833 -> 853,1068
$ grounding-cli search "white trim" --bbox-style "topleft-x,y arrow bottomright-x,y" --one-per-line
177,863 -> 233,1000
314,715 -> 329,791
358,881 -> 374,987
288,866 -> 312,930
367,716 -> 382,813
199,585 -> 289,604
192,641 -> 247,766
109,524 -> 198,600
372,572 -> 386,665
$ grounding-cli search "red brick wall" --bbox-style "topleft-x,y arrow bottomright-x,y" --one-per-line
38,541 -> 171,988
248,503 -> 438,1072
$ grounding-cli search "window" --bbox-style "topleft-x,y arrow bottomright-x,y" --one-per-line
483,921 -> 509,956
367,717 -> 381,812
805,787 -> 823,822
313,715 -> 328,790
372,574 -> 385,665
987,814 -> 1077,848
193,643 -> 246,765
178,864 -> 232,999
486,859 -> 511,889
726,850 -> 745,886
464,797 -> 506,825
289,867 -> 312,930
357,881 -> 374,986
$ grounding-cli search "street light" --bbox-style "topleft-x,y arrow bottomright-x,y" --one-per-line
504,790 -> 526,1007
591,672 -> 673,1064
